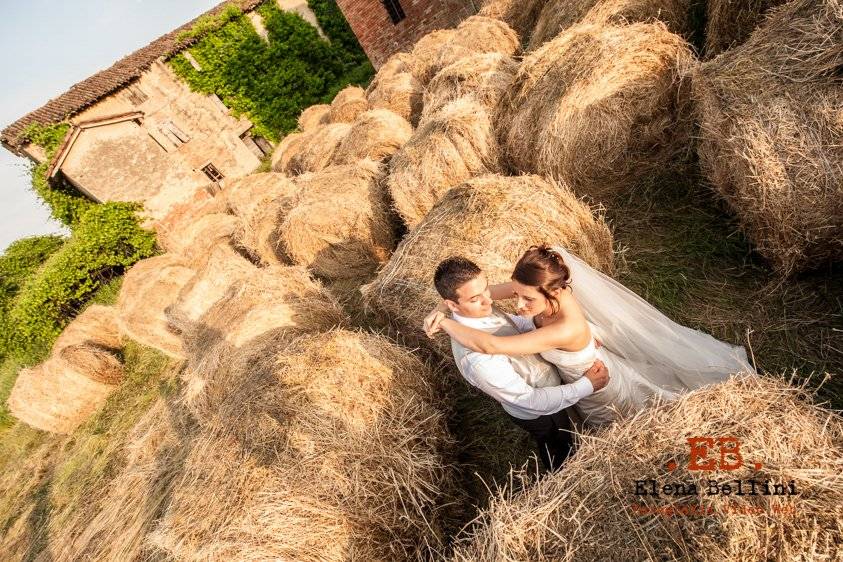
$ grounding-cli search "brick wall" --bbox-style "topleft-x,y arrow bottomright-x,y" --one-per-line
337,0 -> 479,68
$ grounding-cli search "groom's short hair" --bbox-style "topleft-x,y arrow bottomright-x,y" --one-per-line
434,257 -> 482,301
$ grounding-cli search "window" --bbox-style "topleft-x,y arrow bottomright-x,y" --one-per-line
158,121 -> 190,147
201,162 -> 224,182
240,129 -> 271,158
382,0 -> 406,24
125,84 -> 148,105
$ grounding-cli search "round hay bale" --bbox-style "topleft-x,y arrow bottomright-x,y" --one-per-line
365,52 -> 424,126
283,123 -> 352,176
280,160 -> 396,280
270,131 -> 305,173
327,85 -> 369,124
330,109 -> 413,166
693,0 -> 843,274
451,376 -> 843,561
477,0 -> 549,42
223,172 -> 295,218
163,213 -> 241,268
406,29 -> 457,85
362,174 -> 614,360
704,0 -> 786,57
152,186 -> 227,253
421,52 -> 518,121
387,98 -> 502,228
297,103 -> 330,131
433,17 -> 520,82
498,22 -> 696,201
54,304 -> 122,353
7,354 -> 120,434
59,344 -> 124,385
151,329 -> 454,561
528,0 -> 690,50
117,254 -> 195,359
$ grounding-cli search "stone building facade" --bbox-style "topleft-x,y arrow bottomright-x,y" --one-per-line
336,0 -> 478,68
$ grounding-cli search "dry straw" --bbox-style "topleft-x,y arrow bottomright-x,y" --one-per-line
327,85 -> 369,124
451,375 -> 843,561
422,52 -> 518,121
477,0 -> 550,42
53,304 -> 122,353
528,0 -> 690,50
406,28 -> 458,85
117,254 -> 195,359
330,108 -> 413,165
704,0 -> 786,57
433,16 -> 520,83
693,0 -> 843,274
270,131 -> 304,173
365,52 -> 424,126
164,212 -> 241,268
297,103 -> 330,131
152,188 -> 228,254
362,174 -> 614,360
280,159 -> 396,280
388,98 -> 502,228
497,22 -> 696,201
281,122 -> 352,175
151,329 -> 456,560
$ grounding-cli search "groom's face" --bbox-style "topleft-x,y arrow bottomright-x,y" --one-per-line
448,273 -> 493,318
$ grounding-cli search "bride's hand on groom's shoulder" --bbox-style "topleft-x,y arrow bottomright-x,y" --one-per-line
424,310 -> 446,338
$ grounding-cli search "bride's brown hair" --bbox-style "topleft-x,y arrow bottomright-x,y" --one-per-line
511,244 -> 571,314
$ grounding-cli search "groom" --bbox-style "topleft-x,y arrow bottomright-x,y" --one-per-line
428,257 -> 609,472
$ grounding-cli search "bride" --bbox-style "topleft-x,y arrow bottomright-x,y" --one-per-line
424,244 -> 754,426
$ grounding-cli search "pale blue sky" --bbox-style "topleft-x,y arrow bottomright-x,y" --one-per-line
0,0 -> 221,253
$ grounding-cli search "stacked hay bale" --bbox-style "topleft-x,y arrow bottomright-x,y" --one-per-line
431,16 -> 521,83
276,122 -> 352,176
363,174 -> 614,360
477,0 -> 549,43
151,185 -> 227,253
528,0 -> 690,50
161,212 -> 241,267
421,52 -> 518,121
329,109 -> 413,165
150,329 -> 456,560
388,98 -> 503,228
116,254 -> 196,359
270,131 -> 305,173
451,376 -> 843,561
405,29 -> 458,85
704,0 -> 787,57
8,305 -> 124,433
297,103 -> 330,131
326,85 -> 369,124
365,53 -> 424,126
497,22 -> 696,201
279,159 -> 396,280
693,0 -> 843,274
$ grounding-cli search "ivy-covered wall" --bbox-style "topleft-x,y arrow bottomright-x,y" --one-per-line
169,0 -> 373,140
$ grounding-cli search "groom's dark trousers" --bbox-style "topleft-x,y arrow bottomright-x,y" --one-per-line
508,409 -> 575,472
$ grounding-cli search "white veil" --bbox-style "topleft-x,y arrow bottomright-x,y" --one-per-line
552,246 -> 755,393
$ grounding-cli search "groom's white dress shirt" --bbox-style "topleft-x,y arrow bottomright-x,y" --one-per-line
450,311 -> 594,420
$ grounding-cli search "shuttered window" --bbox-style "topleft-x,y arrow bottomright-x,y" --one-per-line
382,0 -> 406,24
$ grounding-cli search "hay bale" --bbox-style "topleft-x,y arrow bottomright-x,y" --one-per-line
388,98 -> 502,228
327,85 -> 369,124
498,22 -> 695,201
406,28 -> 457,85
297,103 -> 330,131
280,160 -> 396,280
421,52 -> 518,121
452,376 -> 843,561
477,0 -> 549,42
365,52 -> 424,126
362,174 -> 614,360
54,304 -> 122,353
270,131 -> 305,173
163,213 -> 241,268
330,109 -> 413,165
152,186 -> 227,253
433,17 -> 521,82
283,123 -> 352,176
58,344 -> 123,385
705,0 -> 786,57
117,254 -> 195,359
7,354 -> 120,433
151,329 -> 454,561
223,172 -> 295,218
528,0 -> 690,50
693,0 -> 843,274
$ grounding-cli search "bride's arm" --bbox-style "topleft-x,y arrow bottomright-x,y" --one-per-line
439,318 -> 573,355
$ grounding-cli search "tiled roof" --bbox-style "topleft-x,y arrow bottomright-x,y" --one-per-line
1,0 -> 264,152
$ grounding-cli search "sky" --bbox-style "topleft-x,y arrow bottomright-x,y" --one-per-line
0,0 -> 221,253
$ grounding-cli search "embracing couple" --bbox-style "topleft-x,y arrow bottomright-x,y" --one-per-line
424,244 -> 754,472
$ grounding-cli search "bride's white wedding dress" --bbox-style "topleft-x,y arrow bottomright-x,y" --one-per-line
505,247 -> 756,426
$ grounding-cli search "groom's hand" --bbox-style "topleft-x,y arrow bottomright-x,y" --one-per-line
424,310 -> 446,338
584,360 -> 609,391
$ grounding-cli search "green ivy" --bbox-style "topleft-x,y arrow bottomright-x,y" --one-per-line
307,0 -> 369,66
4,203 -> 157,365
176,4 -> 243,43
169,0 -> 372,140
